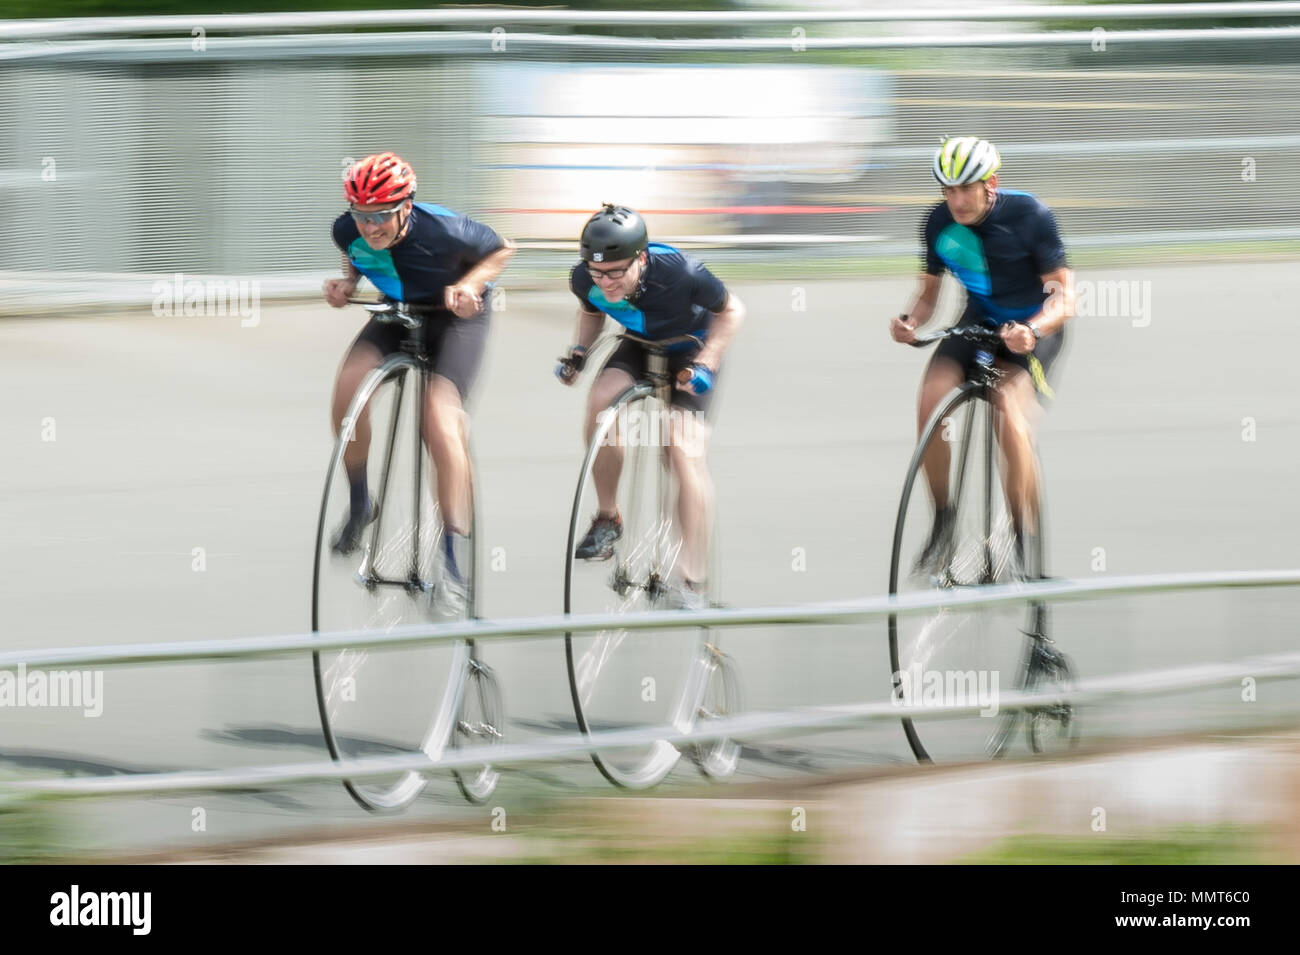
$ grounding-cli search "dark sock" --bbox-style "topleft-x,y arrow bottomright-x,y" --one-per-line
346,462 -> 368,518
442,531 -> 464,583
1017,528 -> 1038,578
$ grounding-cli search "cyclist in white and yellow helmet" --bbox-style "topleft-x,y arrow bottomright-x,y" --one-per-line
891,136 -> 1076,576
931,135 -> 1003,189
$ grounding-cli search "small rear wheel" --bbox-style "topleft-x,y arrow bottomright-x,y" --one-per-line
452,654 -> 504,803
687,644 -> 742,779
1025,619 -> 1080,756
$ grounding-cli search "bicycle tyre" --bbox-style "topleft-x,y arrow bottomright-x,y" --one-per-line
887,382 -> 1042,763
686,645 -> 743,779
451,655 -> 504,803
311,355 -> 480,811
563,384 -> 722,788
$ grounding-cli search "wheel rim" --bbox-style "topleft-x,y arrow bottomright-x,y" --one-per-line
564,388 -> 716,789
311,359 -> 476,811
1026,638 -> 1079,755
689,646 -> 742,779
452,656 -> 503,803
888,386 -> 1039,764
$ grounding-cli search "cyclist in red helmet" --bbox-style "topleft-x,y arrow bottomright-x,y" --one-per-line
323,152 -> 515,599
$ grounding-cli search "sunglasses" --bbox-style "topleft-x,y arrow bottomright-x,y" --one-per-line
586,260 -> 639,281
350,204 -> 406,226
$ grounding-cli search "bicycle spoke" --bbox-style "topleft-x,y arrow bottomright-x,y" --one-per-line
889,385 -> 1038,763
564,386 -> 727,788
312,358 -> 482,810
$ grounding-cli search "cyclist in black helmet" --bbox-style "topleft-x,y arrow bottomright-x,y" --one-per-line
556,204 -> 746,609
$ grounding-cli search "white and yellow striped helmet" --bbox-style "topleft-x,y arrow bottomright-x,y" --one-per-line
932,136 -> 1002,186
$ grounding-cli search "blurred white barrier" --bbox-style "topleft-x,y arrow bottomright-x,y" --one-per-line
2,4 -> 1299,307
0,569 -> 1296,796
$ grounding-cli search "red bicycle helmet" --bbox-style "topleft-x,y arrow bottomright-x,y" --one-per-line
344,152 -> 417,205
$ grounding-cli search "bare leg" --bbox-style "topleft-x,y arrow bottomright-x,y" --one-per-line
331,342 -> 385,494
991,365 -> 1042,538
918,355 -> 965,510
421,375 -> 472,535
585,367 -> 636,516
668,411 -> 713,586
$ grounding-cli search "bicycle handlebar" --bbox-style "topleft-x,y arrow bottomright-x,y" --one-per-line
558,331 -> 707,384
345,297 -> 429,330
910,322 -> 1005,349
615,330 -> 704,353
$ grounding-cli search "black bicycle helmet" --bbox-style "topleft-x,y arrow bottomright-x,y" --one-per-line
580,204 -> 649,262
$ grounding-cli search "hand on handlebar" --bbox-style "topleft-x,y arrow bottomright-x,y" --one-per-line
323,278 -> 358,308
1000,322 -> 1036,356
445,283 -> 483,319
675,364 -> 714,396
890,314 -> 917,345
555,345 -> 587,386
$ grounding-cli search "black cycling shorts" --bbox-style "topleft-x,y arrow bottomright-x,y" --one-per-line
600,337 -> 719,415
349,306 -> 490,403
932,322 -> 1066,402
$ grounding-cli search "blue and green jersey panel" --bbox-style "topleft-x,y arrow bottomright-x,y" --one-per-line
923,190 -> 1068,326
331,202 -> 505,305
569,243 -> 728,341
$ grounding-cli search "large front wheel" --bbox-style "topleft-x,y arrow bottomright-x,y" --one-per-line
311,357 -> 490,810
563,386 -> 729,788
887,384 -> 1046,763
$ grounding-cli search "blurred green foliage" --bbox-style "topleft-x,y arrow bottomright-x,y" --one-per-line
0,795 -> 75,864
958,823 -> 1281,865
507,803 -> 819,865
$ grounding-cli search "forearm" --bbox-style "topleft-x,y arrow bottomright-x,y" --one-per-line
905,277 -> 941,329
340,254 -> 360,285
695,294 -> 745,369
1028,270 -> 1075,336
573,308 -> 605,350
460,240 -> 516,295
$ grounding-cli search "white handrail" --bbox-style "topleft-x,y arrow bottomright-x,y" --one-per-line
1,568 -> 1296,796
0,569 -> 1296,672
4,5 -> 1300,41
6,26 -> 1300,62
5,647 -> 1299,797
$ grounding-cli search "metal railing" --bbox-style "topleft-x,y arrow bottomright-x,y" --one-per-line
7,27 -> 1300,67
1,569 -> 1297,797
5,4 -> 1300,41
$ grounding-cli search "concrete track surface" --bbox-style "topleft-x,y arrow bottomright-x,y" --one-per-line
1,262 -> 1297,855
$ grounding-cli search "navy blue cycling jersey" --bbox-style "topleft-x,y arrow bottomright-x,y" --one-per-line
923,190 -> 1068,326
332,202 -> 505,305
569,243 -> 729,341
